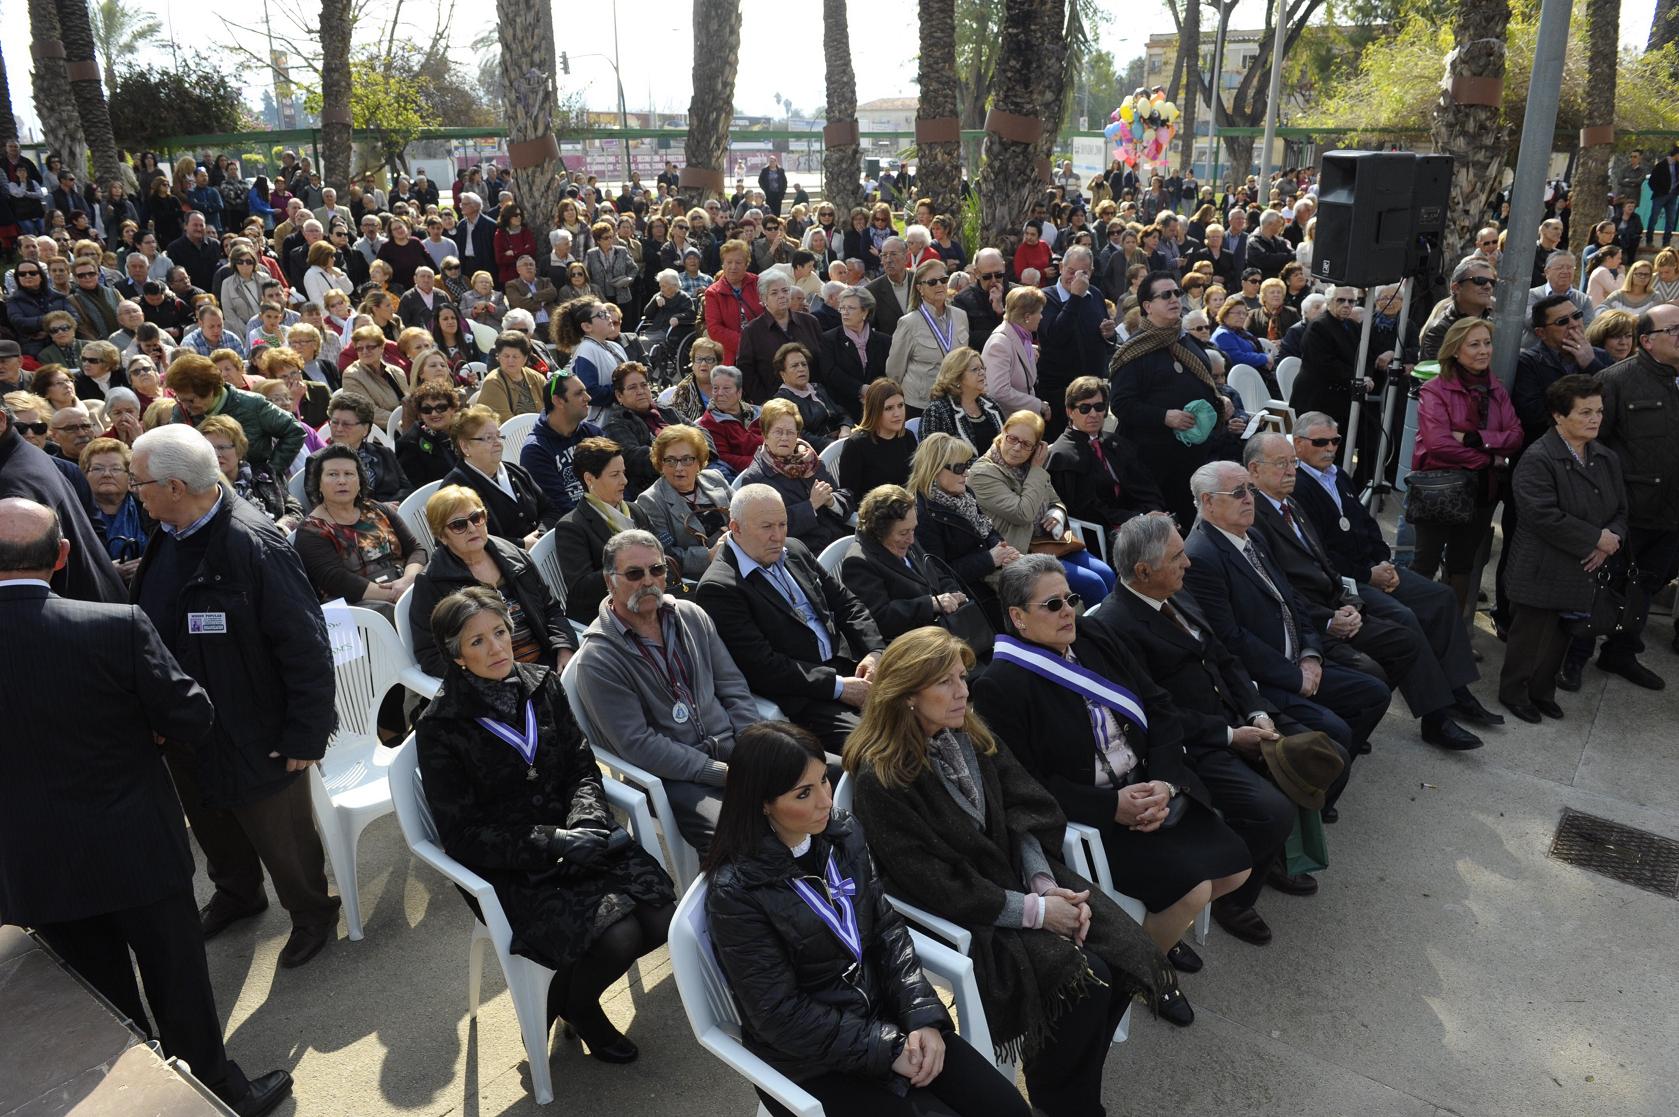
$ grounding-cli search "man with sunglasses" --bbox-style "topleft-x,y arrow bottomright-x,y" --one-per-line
1513,294 -> 1613,447
1419,258 -> 1497,361
572,528 -> 761,854
0,401 -> 127,602
952,246 -> 1014,338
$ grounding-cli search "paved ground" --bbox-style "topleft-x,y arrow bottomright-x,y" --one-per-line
194,602 -> 1679,1117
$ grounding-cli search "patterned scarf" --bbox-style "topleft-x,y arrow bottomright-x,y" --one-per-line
1109,317 -> 1216,392
927,729 -> 983,818
926,480 -> 996,540
756,439 -> 819,480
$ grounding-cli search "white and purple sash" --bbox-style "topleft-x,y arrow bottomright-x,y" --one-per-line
992,634 -> 1150,732
476,700 -> 539,766
789,851 -> 862,962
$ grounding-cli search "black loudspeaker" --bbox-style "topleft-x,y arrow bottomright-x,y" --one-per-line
1404,153 -> 1454,277
1312,150 -> 1417,287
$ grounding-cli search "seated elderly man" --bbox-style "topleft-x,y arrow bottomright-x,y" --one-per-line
694,483 -> 884,754
1181,460 -> 1391,822
1096,513 -> 1332,945
572,528 -> 761,853
1242,431 -> 1493,752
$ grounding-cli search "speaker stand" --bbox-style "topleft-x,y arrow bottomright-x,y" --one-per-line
1360,276 -> 1416,514
1339,287 -> 1380,476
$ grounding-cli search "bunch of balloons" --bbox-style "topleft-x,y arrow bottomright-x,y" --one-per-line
1103,86 -> 1182,170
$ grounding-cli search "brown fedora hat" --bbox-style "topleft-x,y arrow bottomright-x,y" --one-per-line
1260,731 -> 1345,810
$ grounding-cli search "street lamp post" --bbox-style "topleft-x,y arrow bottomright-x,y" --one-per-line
1258,0 -> 1289,185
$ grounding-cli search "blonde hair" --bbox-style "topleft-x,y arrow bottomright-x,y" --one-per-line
907,431 -> 975,497
758,395 -> 803,435
929,346 -> 982,402
651,423 -> 710,469
842,627 -> 995,789
197,414 -> 248,459
424,484 -> 486,538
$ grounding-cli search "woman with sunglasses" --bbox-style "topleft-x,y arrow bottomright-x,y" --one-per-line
551,437 -> 660,622
9,258 -> 77,353
884,259 -> 968,416
408,487 -> 577,677
293,444 -> 425,619
395,381 -> 462,487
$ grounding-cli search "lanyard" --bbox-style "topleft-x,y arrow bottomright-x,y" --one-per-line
789,850 -> 863,963
476,699 -> 539,769
629,625 -> 698,713
920,305 -> 954,354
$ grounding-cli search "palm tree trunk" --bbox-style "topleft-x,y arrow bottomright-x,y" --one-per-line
916,0 -> 962,219
1569,0 -> 1618,254
821,0 -> 862,215
1429,0 -> 1510,268
1176,0 -> 1200,174
1032,0 -> 1069,176
0,45 -> 16,144
978,0 -> 1054,254
319,0 -> 354,191
683,0 -> 741,206
28,0 -> 86,174
55,0 -> 119,191
497,0 -> 564,247
1650,0 -> 1679,51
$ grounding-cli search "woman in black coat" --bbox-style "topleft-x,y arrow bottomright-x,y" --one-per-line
772,341 -> 849,450
705,722 -> 1027,1117
408,485 -> 577,678
840,485 -> 969,643
443,404 -> 558,549
549,437 -> 658,622
417,588 -> 674,1062
818,286 -> 891,422
971,556 -> 1252,1025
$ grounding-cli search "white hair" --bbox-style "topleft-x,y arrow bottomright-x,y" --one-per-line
502,308 -> 536,332
1301,292 -> 1328,316
729,482 -> 784,521
757,269 -> 792,295
904,223 -> 931,246
104,387 -> 141,412
1114,514 -> 1176,584
133,425 -> 222,493
656,268 -> 680,286
460,191 -> 482,209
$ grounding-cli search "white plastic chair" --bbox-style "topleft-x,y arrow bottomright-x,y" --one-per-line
1227,364 -> 1273,415
655,384 -> 678,409
393,586 -> 443,699
385,407 -> 406,446
1275,355 -> 1302,402
817,438 -> 845,477
501,411 -> 540,454
390,736 -> 662,1106
309,606 -> 406,941
468,319 -> 500,355
905,416 -> 920,438
529,530 -> 570,613
816,535 -> 853,576
1068,517 -> 1112,565
1064,821 -> 1209,945
669,876 -> 997,1117
288,467 -> 309,506
397,479 -> 443,550
367,421 -> 395,449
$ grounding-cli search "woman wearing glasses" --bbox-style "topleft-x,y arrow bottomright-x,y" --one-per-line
443,404 -> 557,549
551,437 -> 659,622
293,444 -> 426,620
634,425 -> 731,580
342,324 -> 412,427
79,436 -> 153,573
396,381 -> 462,487
1409,317 -> 1521,618
408,487 -> 576,677
324,390 -> 410,503
884,259 -> 968,415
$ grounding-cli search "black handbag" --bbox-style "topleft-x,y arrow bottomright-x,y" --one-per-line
1404,468 -> 1477,525
926,553 -> 995,658
1568,562 -> 1645,639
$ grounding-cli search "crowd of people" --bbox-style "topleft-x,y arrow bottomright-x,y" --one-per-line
4,140 -> 1679,1117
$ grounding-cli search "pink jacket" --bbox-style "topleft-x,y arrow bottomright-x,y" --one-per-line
1413,374 -> 1522,472
980,320 -> 1049,418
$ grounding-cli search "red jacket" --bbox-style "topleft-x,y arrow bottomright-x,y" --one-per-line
703,272 -> 763,365
1011,239 -> 1052,283
493,225 -> 538,286
1413,373 -> 1522,472
697,404 -> 763,474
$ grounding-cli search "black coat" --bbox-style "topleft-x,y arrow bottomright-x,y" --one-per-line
357,439 -> 411,503
410,535 -> 576,676
1292,314 -> 1363,431
443,460 -> 558,546
1108,343 -> 1222,525
1507,431 -> 1628,612
1182,519 -> 1322,695
912,493 -> 1001,592
395,425 -> 458,488
864,273 -> 907,336
1045,427 -> 1166,529
818,326 -> 889,420
1290,465 -> 1391,584
705,812 -> 951,1083
737,311 -> 826,404
1248,494 -> 1354,632
416,663 -> 674,969
0,426 -> 126,603
839,535 -> 964,642
694,537 -> 884,715
1095,585 -> 1280,754
551,498 -> 656,622
1595,351 -> 1679,530
0,585 -> 214,924
774,384 -> 848,449
130,494 -> 335,808
1245,233 -> 1294,279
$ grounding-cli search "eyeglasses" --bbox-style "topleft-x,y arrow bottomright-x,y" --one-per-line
464,432 -> 503,444
85,464 -> 126,476
1258,456 -> 1299,469
52,421 -> 94,434
75,271 -> 97,279
1462,275 -> 1495,287
1546,310 -> 1585,327
590,310 -> 614,320
327,416 -> 367,430
662,454 -> 699,468
127,474 -> 165,488
1146,288 -> 1183,302
918,275 -> 948,287
13,421 -> 48,435
15,269 -> 40,278
417,402 -> 456,415
236,259 -> 256,266
978,271 -> 1005,282
611,562 -> 669,583
944,459 -> 972,475
1071,401 -> 1108,415
1208,484 -> 1258,500
1028,592 -> 1083,612
444,509 -> 488,534
1301,435 -> 1342,448
1646,324 -> 1679,339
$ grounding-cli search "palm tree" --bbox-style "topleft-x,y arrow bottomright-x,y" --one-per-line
1569,0 -> 1618,254
56,0 -> 121,191
87,0 -> 160,91
684,0 -> 741,205
496,0 -> 565,246
1429,0 -> 1509,268
916,0 -> 962,219
28,0 -> 86,175
0,45 -> 17,144
1174,0 -> 1201,175
319,0 -> 353,191
978,0 -> 1058,252
821,0 -> 862,215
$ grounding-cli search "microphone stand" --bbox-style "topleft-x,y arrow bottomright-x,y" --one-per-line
1360,276 -> 1414,513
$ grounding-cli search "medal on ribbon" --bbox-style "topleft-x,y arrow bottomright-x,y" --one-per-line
476,700 -> 540,780
789,851 -> 863,962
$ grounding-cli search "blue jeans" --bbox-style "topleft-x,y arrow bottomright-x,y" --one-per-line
1062,550 -> 1115,602
1648,192 -> 1679,245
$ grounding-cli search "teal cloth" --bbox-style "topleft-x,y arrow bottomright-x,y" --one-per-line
1174,397 -> 1219,446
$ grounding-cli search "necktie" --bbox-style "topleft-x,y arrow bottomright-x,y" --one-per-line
1160,598 -> 1196,640
1242,539 -> 1298,660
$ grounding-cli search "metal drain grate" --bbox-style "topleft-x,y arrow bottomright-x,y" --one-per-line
1548,810 -> 1679,898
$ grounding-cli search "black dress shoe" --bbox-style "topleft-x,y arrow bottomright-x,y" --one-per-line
278,922 -> 333,969
1556,663 -> 1584,692
1354,739 -> 1373,755
1451,690 -> 1505,727
1533,697 -> 1565,720
232,1069 -> 293,1117
200,895 -> 268,940
1501,699 -> 1542,725
1166,941 -> 1203,973
1266,866 -> 1319,896
1598,656 -> 1666,691
1210,900 -> 1272,945
1155,986 -> 1195,1027
1421,715 -> 1483,751
1320,805 -> 1339,824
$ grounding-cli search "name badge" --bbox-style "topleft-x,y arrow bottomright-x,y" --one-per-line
188,612 -> 228,635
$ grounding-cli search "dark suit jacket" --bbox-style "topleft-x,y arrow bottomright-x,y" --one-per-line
443,461 -> 558,547
819,326 -> 890,420
1249,493 -> 1352,631
0,584 -> 215,924
694,538 -> 884,714
1291,465 -> 1390,584
0,427 -> 125,603
1045,428 -> 1166,528
1182,520 -> 1321,694
397,286 -> 453,332
550,499 -> 655,622
455,213 -> 498,271
840,536 -> 963,642
1293,314 -> 1362,430
864,273 -> 908,336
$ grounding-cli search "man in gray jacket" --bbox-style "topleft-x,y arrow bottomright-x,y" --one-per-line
572,528 -> 761,853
